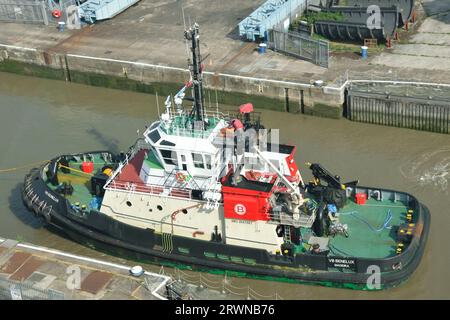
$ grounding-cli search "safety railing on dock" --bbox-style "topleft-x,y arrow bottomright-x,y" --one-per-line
346,91 -> 450,134
346,82 -> 450,134
268,29 -> 329,68
325,70 -> 450,134
0,277 -> 65,300
0,0 -> 48,24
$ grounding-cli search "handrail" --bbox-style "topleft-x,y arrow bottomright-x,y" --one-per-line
103,138 -> 151,189
268,211 -> 316,228
106,180 -> 192,200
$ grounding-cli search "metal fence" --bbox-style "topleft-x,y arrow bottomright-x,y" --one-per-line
268,29 -> 329,68
347,90 -> 450,134
0,0 -> 48,24
0,277 -> 65,300
0,0 -> 80,27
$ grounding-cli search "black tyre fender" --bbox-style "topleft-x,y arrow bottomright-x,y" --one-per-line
313,204 -> 329,237
276,225 -> 284,237
41,206 -> 52,224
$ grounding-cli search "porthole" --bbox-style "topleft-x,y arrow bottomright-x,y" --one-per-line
182,209 -> 188,214
157,205 -> 163,211
149,209 -> 153,212
126,201 -> 132,207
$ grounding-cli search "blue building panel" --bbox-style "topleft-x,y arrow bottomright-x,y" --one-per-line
78,0 -> 141,24
239,0 -> 307,41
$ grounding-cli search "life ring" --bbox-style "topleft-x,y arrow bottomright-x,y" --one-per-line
175,172 -> 186,183
52,9 -> 62,19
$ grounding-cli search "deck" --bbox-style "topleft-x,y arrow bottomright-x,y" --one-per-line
328,198 -> 409,259
46,154 -> 111,209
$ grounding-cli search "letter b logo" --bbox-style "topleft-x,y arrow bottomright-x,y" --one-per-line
234,204 -> 246,216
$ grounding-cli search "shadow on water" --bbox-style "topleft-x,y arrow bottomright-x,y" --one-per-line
86,128 -> 120,154
8,183 -> 76,241
9,183 -> 45,230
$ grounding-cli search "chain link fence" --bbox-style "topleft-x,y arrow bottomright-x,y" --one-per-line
0,277 -> 64,300
268,29 -> 329,68
0,0 -> 48,24
0,0 -> 80,27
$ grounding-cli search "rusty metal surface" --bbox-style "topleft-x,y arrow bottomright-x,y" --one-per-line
0,252 -> 31,274
49,25 -> 95,53
10,256 -> 43,281
80,271 -> 113,294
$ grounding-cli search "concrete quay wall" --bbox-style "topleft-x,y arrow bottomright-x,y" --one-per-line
0,44 -> 345,119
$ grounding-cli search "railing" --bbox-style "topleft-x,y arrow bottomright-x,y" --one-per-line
160,125 -> 214,139
103,138 -> 199,200
0,0 -> 47,25
268,29 -> 329,68
329,69 -> 450,90
159,111 -> 229,139
0,277 -> 65,300
103,138 -> 151,189
107,180 -> 192,200
268,210 -> 316,228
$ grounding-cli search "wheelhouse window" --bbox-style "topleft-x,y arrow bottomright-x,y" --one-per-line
160,149 -> 177,165
192,153 -> 204,169
204,154 -> 212,170
148,129 -> 161,144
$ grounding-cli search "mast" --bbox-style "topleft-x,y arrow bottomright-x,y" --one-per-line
184,23 -> 206,128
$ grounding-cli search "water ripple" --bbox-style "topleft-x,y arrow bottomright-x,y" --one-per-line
400,147 -> 450,193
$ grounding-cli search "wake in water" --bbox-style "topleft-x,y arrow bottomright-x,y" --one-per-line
400,147 -> 450,193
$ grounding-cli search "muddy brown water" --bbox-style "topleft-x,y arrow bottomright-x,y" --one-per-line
0,72 -> 449,299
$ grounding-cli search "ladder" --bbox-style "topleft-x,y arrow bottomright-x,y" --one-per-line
283,225 -> 291,243
161,232 -> 173,253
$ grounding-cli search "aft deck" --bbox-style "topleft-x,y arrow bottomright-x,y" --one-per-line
45,154 -> 111,210
327,198 -> 409,259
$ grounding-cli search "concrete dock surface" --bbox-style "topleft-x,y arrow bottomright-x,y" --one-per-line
0,237 -> 253,300
0,237 -> 170,300
1,0 -> 449,86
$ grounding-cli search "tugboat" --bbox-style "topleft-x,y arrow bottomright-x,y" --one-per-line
21,24 -> 429,290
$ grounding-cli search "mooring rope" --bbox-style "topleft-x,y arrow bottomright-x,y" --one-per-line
0,160 -> 49,173
339,209 -> 393,233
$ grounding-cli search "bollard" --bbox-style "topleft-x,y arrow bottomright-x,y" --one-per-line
258,43 -> 267,54
58,21 -> 66,32
361,46 -> 368,60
